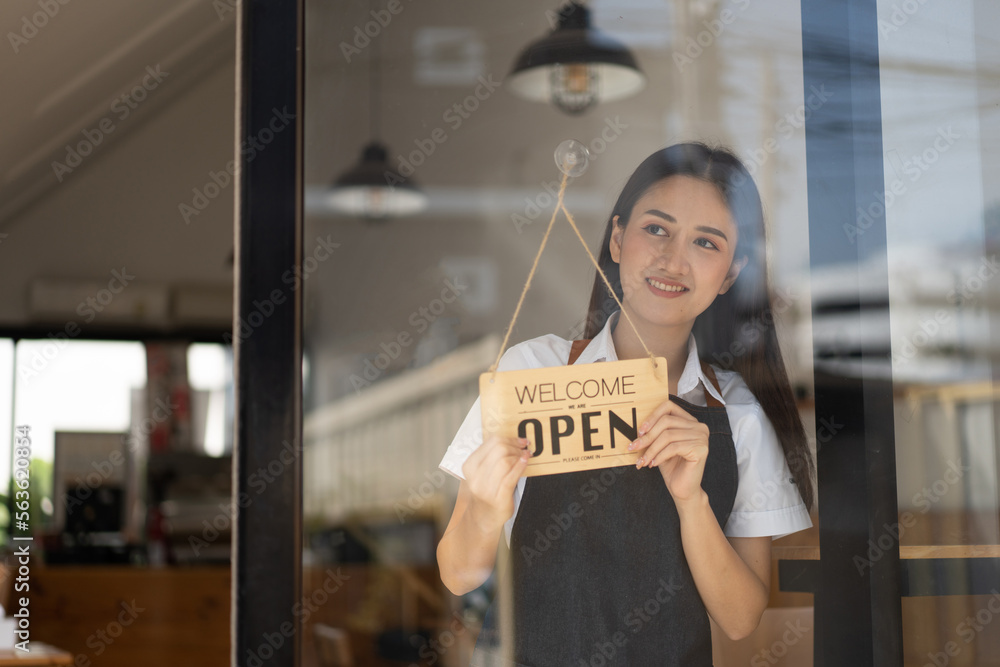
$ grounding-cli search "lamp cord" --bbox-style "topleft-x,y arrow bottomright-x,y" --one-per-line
369,0 -> 381,141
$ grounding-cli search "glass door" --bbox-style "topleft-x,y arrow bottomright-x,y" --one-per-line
879,0 -> 1000,663
299,0 -> 821,665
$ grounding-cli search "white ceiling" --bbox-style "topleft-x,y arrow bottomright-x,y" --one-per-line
0,0 -> 234,226
0,0 -> 236,332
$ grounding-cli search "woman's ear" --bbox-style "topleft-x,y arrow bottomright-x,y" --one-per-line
609,216 -> 623,264
719,255 -> 749,295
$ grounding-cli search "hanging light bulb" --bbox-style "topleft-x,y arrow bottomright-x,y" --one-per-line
327,0 -> 427,219
550,63 -> 598,115
508,2 -> 645,115
327,142 -> 427,219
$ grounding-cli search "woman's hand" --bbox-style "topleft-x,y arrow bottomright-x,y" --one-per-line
627,399 -> 710,503
438,435 -> 530,595
461,434 -> 531,530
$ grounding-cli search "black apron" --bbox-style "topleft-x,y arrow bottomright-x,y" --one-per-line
470,339 -> 739,667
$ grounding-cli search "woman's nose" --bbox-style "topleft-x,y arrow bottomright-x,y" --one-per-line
659,241 -> 690,274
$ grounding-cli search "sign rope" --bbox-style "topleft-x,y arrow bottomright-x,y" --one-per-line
488,164 -> 659,379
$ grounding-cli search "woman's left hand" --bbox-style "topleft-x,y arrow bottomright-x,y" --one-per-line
628,399 -> 710,503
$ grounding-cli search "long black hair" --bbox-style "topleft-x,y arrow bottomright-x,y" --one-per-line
583,142 -> 815,511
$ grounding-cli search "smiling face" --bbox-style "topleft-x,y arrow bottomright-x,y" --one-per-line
609,175 -> 747,334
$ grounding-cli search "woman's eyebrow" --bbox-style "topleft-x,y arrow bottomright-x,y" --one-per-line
643,209 -> 729,242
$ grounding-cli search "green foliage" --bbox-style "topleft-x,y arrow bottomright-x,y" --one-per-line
1,457 -> 55,547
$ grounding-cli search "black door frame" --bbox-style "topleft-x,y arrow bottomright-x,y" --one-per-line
233,0 -> 304,666
233,1 -> 1000,665
798,0 -> 905,664
781,2 -> 1000,666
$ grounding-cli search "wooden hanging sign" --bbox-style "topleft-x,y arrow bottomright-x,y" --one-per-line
479,358 -> 669,476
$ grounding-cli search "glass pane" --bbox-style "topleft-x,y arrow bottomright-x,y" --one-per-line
187,342 -> 233,457
12,340 -> 145,540
303,1 -> 817,665
0,338 -> 13,546
879,0 -> 1000,662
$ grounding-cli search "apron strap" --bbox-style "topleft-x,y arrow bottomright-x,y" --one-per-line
567,338 -> 725,408
700,361 -> 724,409
567,339 -> 590,366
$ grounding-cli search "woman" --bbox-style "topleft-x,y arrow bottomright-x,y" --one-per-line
437,142 -> 815,666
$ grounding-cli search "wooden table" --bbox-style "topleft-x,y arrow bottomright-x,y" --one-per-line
0,643 -> 73,666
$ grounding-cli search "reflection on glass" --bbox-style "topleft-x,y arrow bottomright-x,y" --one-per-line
304,0 -> 825,662
877,0 -> 1000,662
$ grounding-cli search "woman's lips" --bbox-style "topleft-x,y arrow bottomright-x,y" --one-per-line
646,277 -> 688,297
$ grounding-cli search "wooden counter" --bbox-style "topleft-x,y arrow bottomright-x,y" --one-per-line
28,566 -> 229,667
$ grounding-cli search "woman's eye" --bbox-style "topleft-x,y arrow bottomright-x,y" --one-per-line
644,223 -> 666,235
695,237 -> 719,250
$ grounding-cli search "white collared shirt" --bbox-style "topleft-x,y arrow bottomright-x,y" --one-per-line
439,310 -> 812,545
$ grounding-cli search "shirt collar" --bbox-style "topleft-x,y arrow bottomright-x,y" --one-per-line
574,310 -> 726,406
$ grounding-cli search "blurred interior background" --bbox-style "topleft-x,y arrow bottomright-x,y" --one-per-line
0,0 -> 997,665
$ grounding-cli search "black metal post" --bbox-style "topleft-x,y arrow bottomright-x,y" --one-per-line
233,0 -> 303,665
800,0 -> 903,664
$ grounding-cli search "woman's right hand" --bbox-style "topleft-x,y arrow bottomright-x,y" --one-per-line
461,434 -> 531,530
438,435 -> 531,594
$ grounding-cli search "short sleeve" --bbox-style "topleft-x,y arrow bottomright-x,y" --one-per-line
438,395 -> 483,481
437,337 -> 570,546
723,401 -> 812,540
437,340 -> 556,480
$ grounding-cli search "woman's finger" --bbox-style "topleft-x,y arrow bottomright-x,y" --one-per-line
634,423 -> 709,468
499,450 -> 530,491
648,437 -> 708,468
637,398 -> 698,434
463,436 -> 530,502
628,414 -> 705,453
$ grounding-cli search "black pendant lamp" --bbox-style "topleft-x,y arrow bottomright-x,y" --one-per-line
508,2 -> 645,115
327,142 -> 427,218
328,9 -> 427,219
